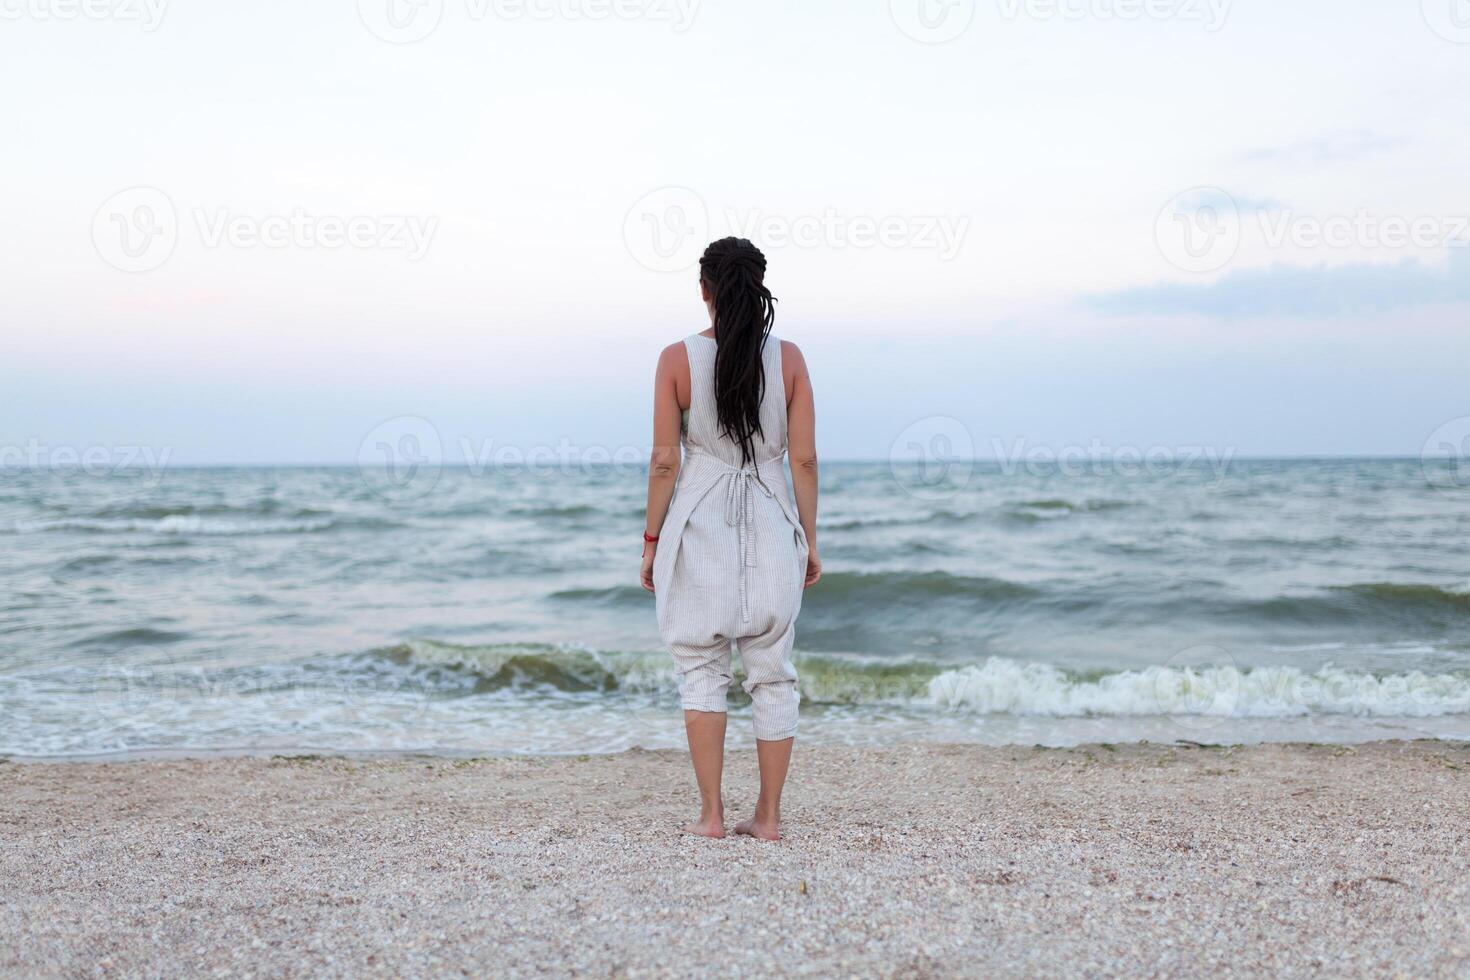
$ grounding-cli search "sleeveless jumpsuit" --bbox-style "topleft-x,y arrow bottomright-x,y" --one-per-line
652,333 -> 809,741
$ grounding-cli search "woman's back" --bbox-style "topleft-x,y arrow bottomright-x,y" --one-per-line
681,333 -> 787,468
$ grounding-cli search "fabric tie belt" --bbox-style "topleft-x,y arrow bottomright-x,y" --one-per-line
725,467 -> 775,623
688,451 -> 784,624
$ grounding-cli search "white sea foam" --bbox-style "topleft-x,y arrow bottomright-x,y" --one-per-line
927,658 -> 1470,718
12,516 -> 337,535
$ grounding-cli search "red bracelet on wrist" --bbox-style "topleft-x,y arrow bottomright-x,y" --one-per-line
643,531 -> 659,543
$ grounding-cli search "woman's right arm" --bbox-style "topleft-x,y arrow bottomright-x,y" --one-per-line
640,344 -> 685,592
783,341 -> 821,588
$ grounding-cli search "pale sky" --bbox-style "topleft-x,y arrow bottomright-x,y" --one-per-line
3,0 -> 1468,463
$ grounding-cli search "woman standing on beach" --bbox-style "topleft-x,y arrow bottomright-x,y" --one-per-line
639,237 -> 821,842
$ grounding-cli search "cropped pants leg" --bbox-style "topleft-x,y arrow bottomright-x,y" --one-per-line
668,619 -> 800,741
737,619 -> 800,741
670,635 -> 734,715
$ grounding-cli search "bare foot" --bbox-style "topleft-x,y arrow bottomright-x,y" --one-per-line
683,816 -> 726,839
734,817 -> 781,841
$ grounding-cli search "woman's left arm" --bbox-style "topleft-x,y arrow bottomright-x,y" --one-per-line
641,344 -> 685,592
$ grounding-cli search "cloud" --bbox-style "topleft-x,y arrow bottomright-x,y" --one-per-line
1240,130 -> 1408,168
1172,187 -> 1282,213
1085,248 -> 1470,319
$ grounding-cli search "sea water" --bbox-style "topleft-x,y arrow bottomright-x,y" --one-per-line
3,459 -> 1468,758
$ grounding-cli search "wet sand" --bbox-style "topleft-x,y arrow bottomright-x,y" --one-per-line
3,741 -> 1468,977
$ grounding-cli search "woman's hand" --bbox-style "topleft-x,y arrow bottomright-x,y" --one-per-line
804,547 -> 822,589
640,543 -> 657,593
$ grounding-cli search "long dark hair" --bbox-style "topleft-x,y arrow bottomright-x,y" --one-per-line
699,237 -> 777,467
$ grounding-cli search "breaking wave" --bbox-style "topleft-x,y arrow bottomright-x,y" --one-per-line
393,641 -> 1470,717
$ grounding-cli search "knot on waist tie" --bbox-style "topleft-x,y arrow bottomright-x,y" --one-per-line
725,468 -> 774,623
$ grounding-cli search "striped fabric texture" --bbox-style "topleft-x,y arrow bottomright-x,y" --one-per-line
651,334 -> 808,740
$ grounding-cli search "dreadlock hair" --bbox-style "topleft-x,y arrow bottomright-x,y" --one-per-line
699,237 -> 777,468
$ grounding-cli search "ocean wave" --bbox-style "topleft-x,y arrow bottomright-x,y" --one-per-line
546,573 -> 1042,611
1333,582 -> 1470,611
546,567 -> 1052,614
395,639 -> 937,703
84,502 -> 333,521
9,515 -> 398,536
812,570 -> 1041,603
1235,582 -> 1470,626
549,585 -> 649,605
392,642 -> 1470,718
54,552 -> 208,574
396,640 -> 673,694
68,627 -> 190,649
1000,499 -> 1135,524
1015,498 -> 1133,513
928,658 -> 1470,718
506,504 -> 601,518
823,510 -> 974,531
1224,534 -> 1358,552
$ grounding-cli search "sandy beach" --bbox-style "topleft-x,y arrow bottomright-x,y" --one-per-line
3,741 -> 1468,978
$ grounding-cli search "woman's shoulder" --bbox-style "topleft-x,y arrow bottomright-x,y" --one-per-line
658,337 -> 695,361
778,338 -> 807,376
656,339 -> 692,386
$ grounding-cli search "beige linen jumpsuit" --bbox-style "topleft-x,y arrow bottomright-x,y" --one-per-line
652,334 -> 808,740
